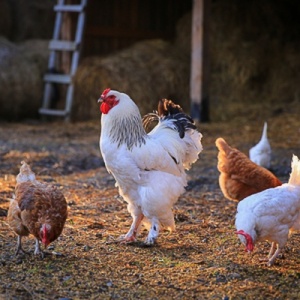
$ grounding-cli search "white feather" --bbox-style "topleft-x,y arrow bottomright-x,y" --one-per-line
249,122 -> 271,169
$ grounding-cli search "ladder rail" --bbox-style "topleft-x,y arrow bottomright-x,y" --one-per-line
39,0 -> 87,120
65,0 -> 87,117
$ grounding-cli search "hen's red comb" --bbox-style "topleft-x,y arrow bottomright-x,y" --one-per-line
235,230 -> 254,252
101,88 -> 111,98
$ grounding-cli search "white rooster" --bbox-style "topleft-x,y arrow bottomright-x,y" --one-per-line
235,154 -> 300,266
249,122 -> 271,169
98,88 -> 203,245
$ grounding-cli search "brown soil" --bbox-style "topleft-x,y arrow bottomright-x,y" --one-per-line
1,110 -> 300,299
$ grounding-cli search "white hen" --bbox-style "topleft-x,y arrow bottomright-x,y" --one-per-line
249,122 -> 271,169
98,88 -> 203,245
235,154 -> 300,266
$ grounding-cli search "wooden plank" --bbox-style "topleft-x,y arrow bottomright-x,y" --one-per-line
49,40 -> 78,51
54,5 -> 85,12
44,74 -> 72,84
39,108 -> 68,116
190,0 -> 210,122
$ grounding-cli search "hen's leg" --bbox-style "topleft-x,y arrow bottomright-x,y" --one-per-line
267,244 -> 282,266
34,238 -> 44,258
121,213 -> 144,243
15,236 -> 27,256
144,219 -> 160,245
268,242 -> 276,259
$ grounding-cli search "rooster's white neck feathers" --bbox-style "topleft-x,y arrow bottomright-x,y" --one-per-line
101,91 -> 146,150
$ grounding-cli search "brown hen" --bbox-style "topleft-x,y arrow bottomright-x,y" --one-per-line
216,138 -> 282,202
7,161 -> 68,257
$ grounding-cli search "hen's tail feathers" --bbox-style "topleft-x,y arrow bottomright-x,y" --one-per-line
142,99 -> 196,138
288,155 -> 300,186
16,161 -> 36,184
215,137 -> 232,155
261,122 -> 268,141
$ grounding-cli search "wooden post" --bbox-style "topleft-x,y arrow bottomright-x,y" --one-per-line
61,0 -> 72,74
190,0 -> 210,122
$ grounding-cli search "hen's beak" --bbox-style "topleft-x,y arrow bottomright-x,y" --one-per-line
97,98 -> 103,103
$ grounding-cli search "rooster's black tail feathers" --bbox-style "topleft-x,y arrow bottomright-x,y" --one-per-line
142,99 -> 196,138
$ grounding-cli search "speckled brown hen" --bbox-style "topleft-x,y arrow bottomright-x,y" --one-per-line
215,137 -> 282,202
7,161 -> 68,257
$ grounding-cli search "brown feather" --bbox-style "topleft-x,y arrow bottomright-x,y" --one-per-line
157,99 -> 183,116
7,162 -> 68,247
215,137 -> 282,201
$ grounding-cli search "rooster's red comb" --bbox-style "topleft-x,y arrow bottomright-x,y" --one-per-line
101,88 -> 111,98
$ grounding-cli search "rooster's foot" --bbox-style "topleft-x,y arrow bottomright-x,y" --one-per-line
144,236 -> 156,246
118,234 -> 137,244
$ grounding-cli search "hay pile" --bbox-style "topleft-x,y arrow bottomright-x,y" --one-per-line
172,1 -> 300,122
0,37 -> 49,120
208,1 -> 300,121
74,0 -> 300,122
73,39 -> 190,120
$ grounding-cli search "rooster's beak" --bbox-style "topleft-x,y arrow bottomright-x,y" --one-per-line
97,98 -> 103,103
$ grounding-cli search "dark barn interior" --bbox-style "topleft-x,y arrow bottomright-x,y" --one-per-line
0,0 -> 299,121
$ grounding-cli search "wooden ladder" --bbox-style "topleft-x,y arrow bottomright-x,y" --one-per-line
39,0 -> 87,121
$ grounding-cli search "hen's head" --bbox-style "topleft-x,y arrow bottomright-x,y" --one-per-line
235,230 -> 254,253
40,224 -> 54,247
16,161 -> 36,183
98,88 -> 138,115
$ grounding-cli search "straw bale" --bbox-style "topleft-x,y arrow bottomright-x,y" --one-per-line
73,39 -> 190,120
0,37 -> 49,120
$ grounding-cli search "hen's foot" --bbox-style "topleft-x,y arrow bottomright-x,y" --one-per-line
34,239 -> 46,258
15,246 -> 29,256
15,236 -> 29,256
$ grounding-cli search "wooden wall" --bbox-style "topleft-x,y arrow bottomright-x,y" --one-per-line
82,0 -> 192,57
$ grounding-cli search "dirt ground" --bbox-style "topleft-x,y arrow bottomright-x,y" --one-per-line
1,109 -> 300,300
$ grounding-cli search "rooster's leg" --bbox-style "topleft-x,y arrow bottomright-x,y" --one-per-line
144,219 -> 160,245
121,213 -> 144,243
267,244 -> 281,266
34,238 -> 44,258
15,236 -> 28,256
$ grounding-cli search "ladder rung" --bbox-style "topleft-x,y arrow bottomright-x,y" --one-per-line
54,5 -> 85,12
44,74 -> 72,84
39,108 -> 68,117
49,40 -> 78,51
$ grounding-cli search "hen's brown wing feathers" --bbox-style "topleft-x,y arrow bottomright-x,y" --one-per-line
7,196 -> 30,236
12,181 -> 67,241
216,137 -> 282,201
